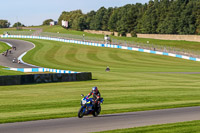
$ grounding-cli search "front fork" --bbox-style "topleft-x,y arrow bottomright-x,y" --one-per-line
81,106 -> 86,114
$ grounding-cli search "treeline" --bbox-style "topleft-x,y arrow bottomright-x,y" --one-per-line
0,20 -> 25,28
0,20 -> 10,28
58,0 -> 200,36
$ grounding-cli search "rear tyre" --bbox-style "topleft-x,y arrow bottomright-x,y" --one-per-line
78,107 -> 84,118
92,106 -> 101,117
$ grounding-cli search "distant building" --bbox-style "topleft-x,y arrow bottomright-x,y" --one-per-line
50,21 -> 57,26
62,20 -> 68,28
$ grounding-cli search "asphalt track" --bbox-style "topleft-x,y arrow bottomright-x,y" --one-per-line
0,39 -> 37,68
0,39 -> 200,132
0,106 -> 200,133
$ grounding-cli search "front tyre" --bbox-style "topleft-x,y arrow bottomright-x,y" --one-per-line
78,107 -> 84,118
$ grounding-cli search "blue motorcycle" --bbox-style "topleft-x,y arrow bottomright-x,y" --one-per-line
78,94 -> 104,118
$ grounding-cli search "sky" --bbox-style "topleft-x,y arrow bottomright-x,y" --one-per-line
0,0 -> 149,26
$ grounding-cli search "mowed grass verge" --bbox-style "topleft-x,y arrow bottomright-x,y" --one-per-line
95,120 -> 200,133
0,28 -> 31,34
0,39 -> 200,123
0,41 -> 10,53
0,66 -> 24,75
39,25 -> 200,51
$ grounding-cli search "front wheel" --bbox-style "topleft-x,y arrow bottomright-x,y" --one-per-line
78,107 -> 84,118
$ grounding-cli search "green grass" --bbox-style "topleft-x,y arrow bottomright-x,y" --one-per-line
0,66 -> 24,75
95,120 -> 200,133
0,38 -> 200,123
0,41 -> 10,53
0,28 -> 16,34
40,25 -> 200,51
29,25 -> 104,37
0,28 -> 31,34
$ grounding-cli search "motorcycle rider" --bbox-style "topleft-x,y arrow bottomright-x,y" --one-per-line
87,86 -> 101,110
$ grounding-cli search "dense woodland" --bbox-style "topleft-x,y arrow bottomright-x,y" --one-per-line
58,0 -> 200,36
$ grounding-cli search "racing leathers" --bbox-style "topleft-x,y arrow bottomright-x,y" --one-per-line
87,90 -> 101,110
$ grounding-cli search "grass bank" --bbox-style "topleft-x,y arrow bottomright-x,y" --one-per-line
44,26 -> 200,52
0,41 -> 10,53
0,28 -> 31,34
0,66 -> 24,75
0,38 -> 200,123
95,120 -> 200,133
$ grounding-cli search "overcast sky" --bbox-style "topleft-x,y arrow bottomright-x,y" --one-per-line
0,0 -> 149,26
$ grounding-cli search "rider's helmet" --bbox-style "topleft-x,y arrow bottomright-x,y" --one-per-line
92,86 -> 98,94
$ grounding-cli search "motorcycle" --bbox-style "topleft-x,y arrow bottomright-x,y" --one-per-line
78,94 -> 104,118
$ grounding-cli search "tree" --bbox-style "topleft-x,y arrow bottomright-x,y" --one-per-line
85,10 -> 96,29
42,19 -> 53,25
116,6 -> 129,36
72,16 -> 87,31
90,7 -> 107,30
58,10 -> 83,29
156,0 -> 178,34
13,22 -> 25,27
0,20 -> 10,28
196,8 -> 200,34
108,9 -> 118,31
139,1 -> 158,34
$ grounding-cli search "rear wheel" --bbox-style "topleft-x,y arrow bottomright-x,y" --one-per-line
92,106 -> 101,117
78,107 -> 84,118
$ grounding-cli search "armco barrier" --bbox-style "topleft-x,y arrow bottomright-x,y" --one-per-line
1,35 -> 200,62
0,72 -> 92,86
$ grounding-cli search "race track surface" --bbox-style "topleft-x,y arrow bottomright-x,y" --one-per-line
1,106 -> 200,133
0,39 -> 37,68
